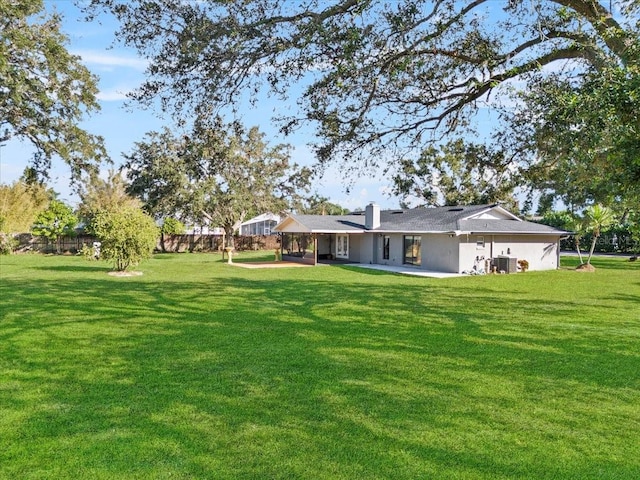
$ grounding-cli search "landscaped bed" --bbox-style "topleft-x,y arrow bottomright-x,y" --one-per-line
1,252 -> 638,479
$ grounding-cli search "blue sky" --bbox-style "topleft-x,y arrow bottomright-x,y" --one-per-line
0,0 -> 404,211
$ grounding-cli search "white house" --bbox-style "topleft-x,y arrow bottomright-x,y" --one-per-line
238,213 -> 281,236
274,203 -> 568,273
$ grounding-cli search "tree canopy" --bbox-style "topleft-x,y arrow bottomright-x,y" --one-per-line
31,199 -> 78,254
392,139 -> 519,210
86,1 -> 638,174
1,0 -> 106,181
511,61 -> 640,208
124,118 -> 311,246
77,170 -> 142,234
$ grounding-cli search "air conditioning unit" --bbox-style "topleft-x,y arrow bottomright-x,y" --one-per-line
494,256 -> 518,274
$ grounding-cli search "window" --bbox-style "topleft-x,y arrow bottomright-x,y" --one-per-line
403,235 -> 421,266
476,236 -> 485,249
383,235 -> 390,260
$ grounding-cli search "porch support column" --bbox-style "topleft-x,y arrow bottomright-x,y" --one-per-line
313,235 -> 318,265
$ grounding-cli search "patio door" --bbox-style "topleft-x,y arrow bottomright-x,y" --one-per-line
336,234 -> 349,259
403,235 -> 421,266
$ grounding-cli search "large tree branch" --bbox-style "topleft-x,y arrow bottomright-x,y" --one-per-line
553,0 -> 633,63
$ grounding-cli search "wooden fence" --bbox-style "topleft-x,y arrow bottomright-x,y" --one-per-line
13,233 -> 280,254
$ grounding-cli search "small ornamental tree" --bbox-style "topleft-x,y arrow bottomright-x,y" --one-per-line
31,199 -> 78,254
92,206 -> 159,272
159,217 -> 186,252
583,204 -> 615,267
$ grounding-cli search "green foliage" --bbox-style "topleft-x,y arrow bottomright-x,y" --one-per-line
31,199 -> 78,254
91,206 -> 158,271
513,63 -> 640,207
86,0 -> 638,177
124,117 -> 311,248
540,211 -> 574,230
296,194 -> 347,215
79,243 -> 99,261
0,180 -> 50,233
583,204 -> 616,265
392,139 -> 520,209
77,170 -> 141,234
0,0 -> 106,181
0,232 -> 17,255
161,217 -> 185,235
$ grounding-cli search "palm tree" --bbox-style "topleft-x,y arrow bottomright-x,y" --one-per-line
583,204 -> 615,266
565,215 -> 585,265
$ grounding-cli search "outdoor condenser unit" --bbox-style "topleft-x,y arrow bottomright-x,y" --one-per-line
494,256 -> 518,274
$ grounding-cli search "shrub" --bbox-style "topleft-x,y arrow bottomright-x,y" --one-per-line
92,206 -> 159,271
0,232 -> 17,255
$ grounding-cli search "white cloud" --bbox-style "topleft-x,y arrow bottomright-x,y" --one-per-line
96,88 -> 132,101
73,49 -> 148,71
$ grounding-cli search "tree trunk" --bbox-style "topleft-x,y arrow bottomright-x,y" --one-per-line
160,232 -> 166,253
224,225 -> 235,249
575,237 -> 583,264
587,235 -> 598,265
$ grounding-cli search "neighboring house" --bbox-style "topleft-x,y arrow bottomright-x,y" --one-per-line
185,225 -> 224,235
238,213 -> 281,236
274,203 -> 568,273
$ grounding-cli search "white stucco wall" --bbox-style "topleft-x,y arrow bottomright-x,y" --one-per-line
459,234 -> 492,273
421,234 -> 460,273
491,235 -> 560,271
459,234 -> 560,271
348,234 -> 363,263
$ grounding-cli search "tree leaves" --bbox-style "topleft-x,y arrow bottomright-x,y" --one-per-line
85,1 -> 637,169
1,0 -> 107,182
123,118 -> 311,246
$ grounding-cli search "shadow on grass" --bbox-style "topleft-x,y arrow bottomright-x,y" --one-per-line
32,264 -> 111,273
1,261 -> 639,479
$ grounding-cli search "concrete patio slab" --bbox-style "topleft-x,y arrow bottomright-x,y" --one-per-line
345,264 -> 467,278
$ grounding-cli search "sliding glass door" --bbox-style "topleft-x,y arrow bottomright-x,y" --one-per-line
403,235 -> 421,266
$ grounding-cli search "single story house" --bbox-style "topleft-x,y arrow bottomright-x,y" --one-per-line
273,203 -> 568,273
238,213 -> 281,236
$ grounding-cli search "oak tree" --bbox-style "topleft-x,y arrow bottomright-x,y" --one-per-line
392,139 -> 520,210
124,118 -> 311,247
85,0 -> 638,173
1,0 -> 106,181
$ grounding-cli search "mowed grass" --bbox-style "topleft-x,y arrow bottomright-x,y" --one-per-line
1,252 -> 639,479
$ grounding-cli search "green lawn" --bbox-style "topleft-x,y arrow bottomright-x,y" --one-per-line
1,252 -> 639,479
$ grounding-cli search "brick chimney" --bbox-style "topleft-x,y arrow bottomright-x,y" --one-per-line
365,202 -> 380,230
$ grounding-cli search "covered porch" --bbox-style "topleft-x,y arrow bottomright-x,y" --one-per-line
279,232 -> 352,265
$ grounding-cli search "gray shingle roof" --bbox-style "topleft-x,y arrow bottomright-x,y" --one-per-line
280,205 -> 567,235
460,219 -> 566,234
285,214 -> 366,231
